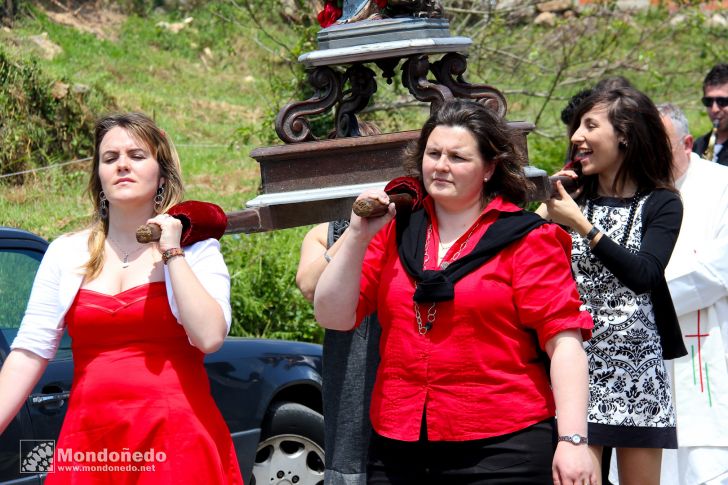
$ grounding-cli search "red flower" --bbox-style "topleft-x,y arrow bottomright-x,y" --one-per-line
317,2 -> 342,28
375,0 -> 387,7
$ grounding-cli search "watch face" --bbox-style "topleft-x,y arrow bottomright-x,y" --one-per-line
571,435 -> 582,444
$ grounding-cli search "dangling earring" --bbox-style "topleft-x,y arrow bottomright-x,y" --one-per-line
99,191 -> 108,219
154,185 -> 165,212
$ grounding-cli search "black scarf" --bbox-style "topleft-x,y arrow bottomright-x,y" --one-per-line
397,208 -> 547,303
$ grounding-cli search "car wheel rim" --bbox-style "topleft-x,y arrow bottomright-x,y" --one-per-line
252,433 -> 324,485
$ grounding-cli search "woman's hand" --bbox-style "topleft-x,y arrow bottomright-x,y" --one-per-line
552,443 -> 597,485
537,169 -> 581,222
349,190 -> 396,243
545,181 -> 589,234
554,169 -> 580,180
147,213 -> 183,252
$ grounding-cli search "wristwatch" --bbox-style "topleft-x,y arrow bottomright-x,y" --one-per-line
558,434 -> 588,445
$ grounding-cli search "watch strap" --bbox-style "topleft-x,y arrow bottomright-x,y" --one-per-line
558,434 -> 588,445
585,226 -> 600,241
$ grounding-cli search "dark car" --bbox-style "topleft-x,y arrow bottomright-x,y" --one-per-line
0,227 -> 325,485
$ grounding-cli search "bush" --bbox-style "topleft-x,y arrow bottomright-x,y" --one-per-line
0,46 -> 114,182
222,228 -> 323,343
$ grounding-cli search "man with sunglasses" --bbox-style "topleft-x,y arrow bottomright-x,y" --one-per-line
694,63 -> 728,166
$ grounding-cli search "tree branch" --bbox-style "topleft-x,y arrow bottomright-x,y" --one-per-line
229,0 -> 295,58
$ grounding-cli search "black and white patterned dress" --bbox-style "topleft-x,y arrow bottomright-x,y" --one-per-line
571,193 -> 678,448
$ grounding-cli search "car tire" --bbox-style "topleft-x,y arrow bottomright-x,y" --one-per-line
251,401 -> 325,485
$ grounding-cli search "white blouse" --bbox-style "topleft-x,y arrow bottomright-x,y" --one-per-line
11,230 -> 232,360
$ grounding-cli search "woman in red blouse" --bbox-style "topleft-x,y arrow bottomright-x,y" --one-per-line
314,99 -> 596,485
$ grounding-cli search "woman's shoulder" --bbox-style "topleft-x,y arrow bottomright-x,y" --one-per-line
183,237 -> 222,256
46,229 -> 90,252
646,188 -> 680,202
34,230 -> 90,275
507,213 -> 571,253
643,188 -> 682,212
641,188 -> 683,226
508,219 -> 573,267
524,219 -> 572,245
364,217 -> 398,255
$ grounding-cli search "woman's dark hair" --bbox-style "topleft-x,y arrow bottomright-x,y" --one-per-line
567,87 -> 675,200
593,75 -> 634,92
560,77 -> 633,127
561,88 -> 593,126
404,99 -> 533,205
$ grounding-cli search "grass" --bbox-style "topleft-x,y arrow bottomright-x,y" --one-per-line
1,1 -> 726,340
0,3 -> 297,238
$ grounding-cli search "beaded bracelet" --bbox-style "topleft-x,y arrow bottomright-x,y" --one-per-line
162,247 -> 185,264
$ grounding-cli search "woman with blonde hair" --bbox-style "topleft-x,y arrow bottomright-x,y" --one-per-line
0,112 -> 243,484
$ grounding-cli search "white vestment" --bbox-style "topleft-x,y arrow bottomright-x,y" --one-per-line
610,154 -> 728,485
662,154 -> 728,485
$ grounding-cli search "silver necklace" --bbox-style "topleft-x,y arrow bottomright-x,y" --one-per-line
438,239 -> 456,257
108,238 -> 146,269
414,222 -> 481,334
436,221 -> 482,269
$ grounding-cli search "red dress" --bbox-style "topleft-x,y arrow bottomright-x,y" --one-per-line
47,282 -> 243,485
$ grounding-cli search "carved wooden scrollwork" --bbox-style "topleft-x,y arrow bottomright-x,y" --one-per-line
275,67 -> 343,144
335,64 -> 378,138
374,58 -> 401,85
402,54 -> 453,113
430,52 -> 508,118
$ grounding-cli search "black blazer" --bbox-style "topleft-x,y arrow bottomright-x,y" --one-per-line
590,190 -> 687,359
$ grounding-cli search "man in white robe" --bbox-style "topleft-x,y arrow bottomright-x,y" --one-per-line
658,104 -> 728,485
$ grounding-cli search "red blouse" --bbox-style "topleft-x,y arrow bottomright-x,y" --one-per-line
356,195 -> 593,442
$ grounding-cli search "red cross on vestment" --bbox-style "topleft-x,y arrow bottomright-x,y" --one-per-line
685,309 -> 710,392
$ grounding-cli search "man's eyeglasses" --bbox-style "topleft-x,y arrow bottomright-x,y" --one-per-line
701,96 -> 728,108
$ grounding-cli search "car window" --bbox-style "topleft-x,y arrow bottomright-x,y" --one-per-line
0,248 -> 73,356
0,249 -> 40,332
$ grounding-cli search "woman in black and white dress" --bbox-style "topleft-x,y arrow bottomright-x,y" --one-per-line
539,86 -> 687,485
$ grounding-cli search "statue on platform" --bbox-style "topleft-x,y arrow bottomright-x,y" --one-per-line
388,0 -> 443,17
340,0 -> 443,24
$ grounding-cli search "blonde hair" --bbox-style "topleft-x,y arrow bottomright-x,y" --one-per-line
84,112 -> 184,280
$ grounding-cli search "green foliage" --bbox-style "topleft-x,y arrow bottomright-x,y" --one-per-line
208,0 -> 326,144
462,4 -> 727,169
222,228 -> 323,343
103,0 -> 208,17
0,46 -> 114,180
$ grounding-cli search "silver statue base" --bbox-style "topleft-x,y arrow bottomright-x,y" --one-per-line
299,36 -> 471,67
317,17 -> 451,49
